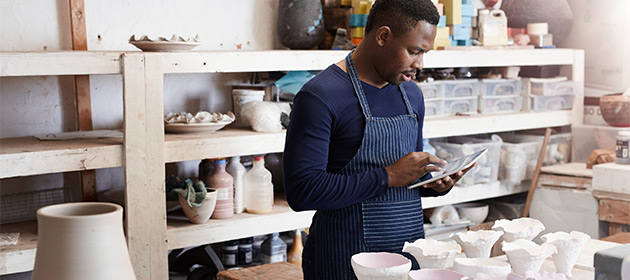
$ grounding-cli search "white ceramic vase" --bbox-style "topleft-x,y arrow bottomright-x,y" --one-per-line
350,252 -> 411,280
541,231 -> 590,277
502,239 -> 557,276
32,202 -> 136,280
450,230 -> 504,258
492,217 -> 545,242
402,239 -> 461,269
179,189 -> 217,224
453,258 -> 512,278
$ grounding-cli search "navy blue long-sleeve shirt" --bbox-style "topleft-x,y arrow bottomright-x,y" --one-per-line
283,65 -> 447,212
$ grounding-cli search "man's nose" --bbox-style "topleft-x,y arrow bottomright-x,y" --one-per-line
412,55 -> 424,70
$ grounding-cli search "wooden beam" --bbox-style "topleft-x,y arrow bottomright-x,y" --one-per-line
599,199 -> 630,225
69,0 -> 96,201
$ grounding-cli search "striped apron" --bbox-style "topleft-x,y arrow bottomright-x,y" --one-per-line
302,52 -> 425,279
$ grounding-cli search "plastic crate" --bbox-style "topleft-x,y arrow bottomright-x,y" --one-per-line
495,136 -> 540,184
479,94 -> 523,114
425,98 -> 446,117
417,81 -> 445,99
445,96 -> 478,115
430,136 -> 502,185
527,77 -> 575,96
480,79 -> 522,96
530,94 -> 574,111
499,132 -> 572,168
443,79 -> 480,97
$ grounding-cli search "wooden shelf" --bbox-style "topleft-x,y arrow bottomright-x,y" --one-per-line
0,136 -> 123,179
0,221 -> 37,275
0,51 -> 123,76
421,180 -> 530,209
164,129 -> 285,163
166,195 -> 314,250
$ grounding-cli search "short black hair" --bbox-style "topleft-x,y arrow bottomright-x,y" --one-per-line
365,0 -> 440,36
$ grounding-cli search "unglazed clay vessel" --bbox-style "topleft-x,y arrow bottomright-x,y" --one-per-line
492,218 -> 545,242
541,231 -> 590,277
450,230 -> 504,258
408,268 -> 467,280
453,258 -> 512,278
402,239 -> 461,269
179,189 -> 217,224
350,252 -> 411,280
32,203 -> 136,280
506,270 -> 567,280
502,239 -> 557,276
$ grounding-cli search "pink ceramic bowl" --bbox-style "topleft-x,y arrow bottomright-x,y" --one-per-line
408,269 -> 467,280
351,252 -> 411,280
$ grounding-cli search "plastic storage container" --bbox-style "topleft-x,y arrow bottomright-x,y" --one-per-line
479,95 -> 523,114
480,79 -> 522,96
443,79 -> 480,97
530,94 -> 574,111
425,98 -> 446,117
417,80 -> 445,99
261,232 -> 287,264
528,77 -> 575,96
430,136 -> 502,185
445,96 -> 478,115
495,134 -> 541,184
501,132 -> 572,167
244,155 -> 273,214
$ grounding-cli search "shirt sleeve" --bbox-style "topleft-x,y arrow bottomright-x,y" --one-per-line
283,90 -> 389,211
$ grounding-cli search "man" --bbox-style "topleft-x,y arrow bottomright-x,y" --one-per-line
283,0 -> 474,278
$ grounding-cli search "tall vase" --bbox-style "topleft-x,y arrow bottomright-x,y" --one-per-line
32,202 -> 136,280
277,0 -> 325,49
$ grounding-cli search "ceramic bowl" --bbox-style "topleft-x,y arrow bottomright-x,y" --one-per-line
178,189 -> 217,224
450,230 -> 504,258
600,93 -> 630,127
402,239 -> 461,269
502,239 -> 557,276
541,231 -> 590,277
350,252 -> 411,280
453,258 -> 512,278
491,217 -> 545,242
408,269 -> 467,280
454,202 -> 489,224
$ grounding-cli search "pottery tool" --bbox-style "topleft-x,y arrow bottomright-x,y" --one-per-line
522,128 -> 552,217
526,22 -> 548,35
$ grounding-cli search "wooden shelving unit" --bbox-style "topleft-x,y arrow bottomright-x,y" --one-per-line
0,48 -> 584,279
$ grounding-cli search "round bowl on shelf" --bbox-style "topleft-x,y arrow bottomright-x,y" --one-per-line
600,93 -> 630,127
454,202 -> 489,224
408,269 -> 467,280
350,252 -> 411,280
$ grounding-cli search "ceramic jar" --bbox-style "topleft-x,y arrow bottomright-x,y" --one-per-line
277,0 -> 325,49
32,202 -> 136,280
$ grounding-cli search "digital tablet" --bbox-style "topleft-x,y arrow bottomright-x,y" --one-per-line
407,148 -> 487,189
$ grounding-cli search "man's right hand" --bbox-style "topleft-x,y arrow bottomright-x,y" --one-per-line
385,152 -> 447,187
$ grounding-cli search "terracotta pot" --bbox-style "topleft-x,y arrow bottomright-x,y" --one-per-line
600,93 -> 630,127
32,202 -> 135,280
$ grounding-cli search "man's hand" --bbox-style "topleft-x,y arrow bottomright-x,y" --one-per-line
423,162 -> 477,192
385,152 -> 447,187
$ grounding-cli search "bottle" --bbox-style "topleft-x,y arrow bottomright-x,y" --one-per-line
221,240 -> 238,268
227,156 -> 246,214
616,131 -> 630,164
287,229 -> 303,266
244,155 -> 273,214
207,158 -> 234,219
252,235 -> 265,265
261,232 -> 286,264
238,237 -> 253,266
198,159 -> 215,182
264,153 -> 285,204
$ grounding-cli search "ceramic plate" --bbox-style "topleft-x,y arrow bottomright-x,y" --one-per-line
130,41 -> 200,52
164,122 -> 230,134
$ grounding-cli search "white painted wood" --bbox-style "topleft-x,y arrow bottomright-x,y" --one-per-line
164,129 -> 285,162
122,53 -> 168,280
592,163 -> 630,194
423,111 -> 572,138
0,136 -> 122,179
540,162 -> 593,178
0,52 -> 123,76
425,48 -> 577,68
421,181 -> 530,209
0,221 -> 37,275
166,196 -> 315,250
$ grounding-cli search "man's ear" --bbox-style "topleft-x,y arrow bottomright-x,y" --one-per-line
375,26 -> 392,47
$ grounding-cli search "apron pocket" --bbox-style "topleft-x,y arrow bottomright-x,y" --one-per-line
361,199 -> 424,252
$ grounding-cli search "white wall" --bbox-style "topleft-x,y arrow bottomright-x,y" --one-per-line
0,0 -> 280,198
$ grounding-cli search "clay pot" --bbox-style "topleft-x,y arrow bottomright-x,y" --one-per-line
502,239 -> 557,276
32,202 -> 136,280
453,258 -> 512,278
179,189 -> 217,224
501,0 -> 573,44
277,0 -> 325,49
408,268 -> 467,280
350,252 -> 411,280
450,230 -> 504,258
600,93 -> 630,127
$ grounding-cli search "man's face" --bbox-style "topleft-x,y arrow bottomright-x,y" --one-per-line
374,21 -> 437,85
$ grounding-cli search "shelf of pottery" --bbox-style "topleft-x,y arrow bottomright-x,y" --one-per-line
0,48 -> 584,279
